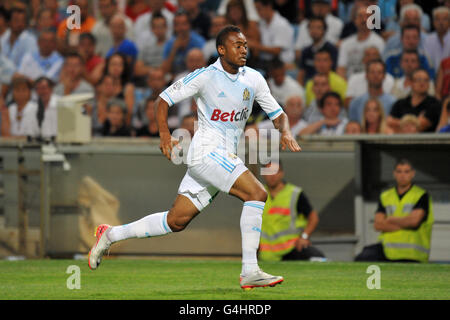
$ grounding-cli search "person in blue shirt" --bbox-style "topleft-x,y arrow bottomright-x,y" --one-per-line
105,14 -> 138,67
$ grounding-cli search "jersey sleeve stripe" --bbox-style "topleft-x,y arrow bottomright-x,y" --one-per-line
267,108 -> 283,119
183,68 -> 207,85
161,91 -> 174,106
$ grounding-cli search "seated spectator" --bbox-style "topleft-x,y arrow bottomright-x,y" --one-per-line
135,97 -> 160,137
399,114 -> 420,134
0,8 -> 38,68
437,97 -> 450,133
2,77 -> 39,138
337,5 -> 385,80
385,25 -> 435,80
34,76 -> 60,141
424,7 -> 450,75
360,98 -> 392,134
79,33 -> 105,86
339,0 -> 386,39
294,0 -> 343,51
0,52 -> 15,98
253,0 -> 295,69
133,0 -> 174,39
203,15 -> 227,65
33,8 -> 57,36
345,46 -> 395,108
387,69 -> 442,133
297,16 -> 338,86
134,12 -> 168,78
267,58 -> 305,107
300,91 -> 348,136
259,161 -> 325,262
57,0 -> 96,55
106,14 -> 138,67
91,74 -> 117,135
43,0 -> 65,29
54,53 -> 95,97
161,10 -> 205,77
304,49 -> 347,107
436,56 -> 450,100
179,0 -> 211,40
384,0 -> 431,35
345,121 -> 362,134
16,29 -> 64,83
101,98 -> 131,137
92,0 -> 134,57
349,59 -> 396,123
390,50 -> 435,100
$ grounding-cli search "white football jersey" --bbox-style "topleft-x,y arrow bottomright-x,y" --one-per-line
160,58 -> 284,165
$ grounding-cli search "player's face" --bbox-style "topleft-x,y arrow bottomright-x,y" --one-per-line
221,32 -> 248,68
394,164 -> 415,187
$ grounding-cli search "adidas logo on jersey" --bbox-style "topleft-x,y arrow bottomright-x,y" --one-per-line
217,91 -> 226,98
210,108 -> 249,122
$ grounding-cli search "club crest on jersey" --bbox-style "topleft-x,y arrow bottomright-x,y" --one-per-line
243,88 -> 250,101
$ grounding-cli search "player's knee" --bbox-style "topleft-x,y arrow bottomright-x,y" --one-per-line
167,215 -> 189,232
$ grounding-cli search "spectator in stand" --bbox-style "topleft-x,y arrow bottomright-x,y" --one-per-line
385,0 -> 431,37
217,0 -> 260,23
390,50 -> 435,100
387,69 -> 442,133
57,0 -> 96,55
133,0 -> 174,40
304,49 -> 347,107
16,29 -> 64,83
437,97 -> 450,132
33,8 -> 57,36
349,59 -> 396,123
297,16 -> 338,86
135,97 -> 160,137
300,91 -> 348,136
0,50 -> 15,98
54,52 -> 95,96
267,58 -> 305,107
303,73 -> 332,123
43,0 -> 64,29
436,56 -> 450,100
399,114 -> 420,134
178,0 -> 211,40
203,15 -> 227,65
125,0 -> 151,22
1,76 -> 39,138
252,0 -> 295,70
106,14 -> 138,67
345,121 -> 362,134
34,76 -> 60,141
345,46 -> 395,108
161,10 -> 205,77
424,7 -> 450,75
134,12 -> 168,78
92,0 -> 134,57
295,0 -> 343,51
91,74 -> 117,135
0,8 -> 38,68
337,5 -> 385,80
385,25 -> 435,79
79,33 -> 105,86
101,98 -> 131,137
360,98 -> 393,134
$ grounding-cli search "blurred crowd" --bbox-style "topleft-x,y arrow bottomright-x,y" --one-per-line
0,0 -> 449,142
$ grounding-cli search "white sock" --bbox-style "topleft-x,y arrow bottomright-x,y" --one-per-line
240,201 -> 264,275
107,211 -> 172,243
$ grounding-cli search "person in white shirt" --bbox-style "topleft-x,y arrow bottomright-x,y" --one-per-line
337,5 -> 385,80
424,6 -> 450,74
267,58 -> 305,106
133,0 -> 174,43
294,0 -> 343,52
34,76 -> 61,140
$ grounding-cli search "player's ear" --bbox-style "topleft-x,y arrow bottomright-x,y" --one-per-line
217,45 -> 225,57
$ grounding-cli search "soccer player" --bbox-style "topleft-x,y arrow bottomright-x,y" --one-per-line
88,25 -> 301,289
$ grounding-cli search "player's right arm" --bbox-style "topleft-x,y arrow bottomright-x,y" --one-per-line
157,98 -> 179,161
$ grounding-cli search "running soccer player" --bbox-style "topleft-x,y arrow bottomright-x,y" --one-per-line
88,25 -> 301,289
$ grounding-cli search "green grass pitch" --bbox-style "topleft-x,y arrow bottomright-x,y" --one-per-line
0,258 -> 449,300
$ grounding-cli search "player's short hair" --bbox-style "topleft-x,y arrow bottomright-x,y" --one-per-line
216,25 -> 242,53
394,158 -> 414,170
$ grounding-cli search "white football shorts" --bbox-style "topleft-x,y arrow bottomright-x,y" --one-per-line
178,147 -> 248,211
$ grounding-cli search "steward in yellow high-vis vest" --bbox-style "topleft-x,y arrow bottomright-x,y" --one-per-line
259,162 -> 325,261
355,159 -> 433,263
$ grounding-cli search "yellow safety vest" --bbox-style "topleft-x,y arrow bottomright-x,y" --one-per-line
259,183 -> 308,261
379,185 -> 433,262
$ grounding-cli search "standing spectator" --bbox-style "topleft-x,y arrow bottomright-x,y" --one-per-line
436,56 -> 450,100
385,25 -> 435,79
267,58 -> 305,107
16,29 -> 64,83
337,5 -> 385,80
34,76 -> 60,141
387,69 -> 442,133
252,0 -> 295,69
92,0 -> 134,57
0,8 -> 38,68
349,59 -> 396,123
360,98 -> 392,134
101,98 -> 131,136
105,14 -> 138,67
300,91 -> 348,136
79,33 -> 105,86
54,52 -> 95,96
161,10 -> 205,76
390,50 -> 435,100
178,0 -> 211,40
297,16 -> 338,86
304,49 -> 347,107
259,161 -> 325,262
345,46 -> 395,108
203,15 -> 227,65
424,7 -> 450,75
57,0 -> 97,54
355,159 -> 434,263
135,97 -> 160,137
294,0 -> 343,51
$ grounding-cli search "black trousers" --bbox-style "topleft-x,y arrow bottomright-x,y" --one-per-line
354,243 -> 419,263
282,246 -> 326,261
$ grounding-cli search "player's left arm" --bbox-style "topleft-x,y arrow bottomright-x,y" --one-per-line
272,113 -> 301,152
